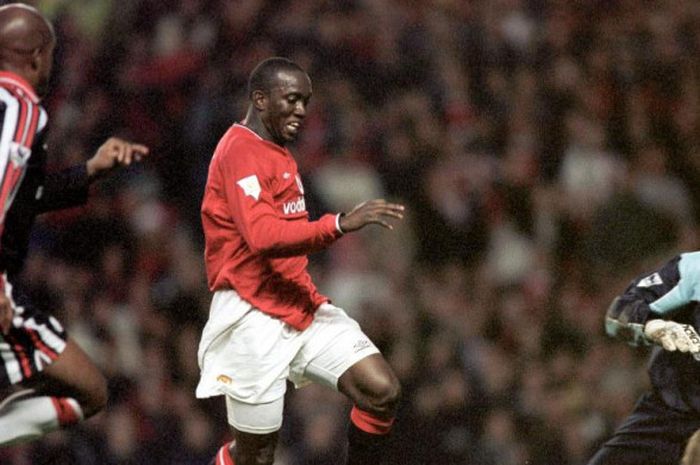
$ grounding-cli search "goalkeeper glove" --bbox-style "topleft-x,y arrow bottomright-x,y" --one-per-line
644,319 -> 700,359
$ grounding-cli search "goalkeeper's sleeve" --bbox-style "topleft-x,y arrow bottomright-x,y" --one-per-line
605,295 -> 654,346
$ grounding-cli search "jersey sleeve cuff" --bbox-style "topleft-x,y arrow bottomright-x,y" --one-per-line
336,213 -> 345,235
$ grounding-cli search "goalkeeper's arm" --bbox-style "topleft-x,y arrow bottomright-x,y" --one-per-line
606,295 -> 700,355
605,295 -> 653,347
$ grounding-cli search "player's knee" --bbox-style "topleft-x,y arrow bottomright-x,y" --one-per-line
367,375 -> 401,415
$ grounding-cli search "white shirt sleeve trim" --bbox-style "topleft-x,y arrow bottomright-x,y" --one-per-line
335,213 -> 345,234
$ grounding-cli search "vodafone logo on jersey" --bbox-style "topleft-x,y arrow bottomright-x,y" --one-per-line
283,196 -> 306,215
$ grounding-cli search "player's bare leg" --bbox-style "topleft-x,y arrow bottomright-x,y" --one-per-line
338,353 -> 401,465
30,337 -> 108,417
212,430 -> 277,465
683,430 -> 700,465
0,338 -> 107,445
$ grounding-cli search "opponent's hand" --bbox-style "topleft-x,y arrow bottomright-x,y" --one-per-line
0,292 -> 12,335
644,319 -> 700,355
339,199 -> 405,233
86,137 -> 150,180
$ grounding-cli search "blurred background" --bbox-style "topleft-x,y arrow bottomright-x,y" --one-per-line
2,0 -> 700,463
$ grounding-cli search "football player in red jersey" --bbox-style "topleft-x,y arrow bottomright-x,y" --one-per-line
0,4 -> 148,446
198,57 -> 404,465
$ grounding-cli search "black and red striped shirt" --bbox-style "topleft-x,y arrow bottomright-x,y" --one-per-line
0,72 -> 47,235
0,72 -> 90,278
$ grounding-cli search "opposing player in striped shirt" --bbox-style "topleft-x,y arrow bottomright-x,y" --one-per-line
0,4 -> 149,446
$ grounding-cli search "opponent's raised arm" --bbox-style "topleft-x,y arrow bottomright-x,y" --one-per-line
86,137 -> 150,180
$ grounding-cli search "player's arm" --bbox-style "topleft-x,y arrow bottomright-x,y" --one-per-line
37,137 -> 149,213
606,253 -> 700,354
226,182 -> 404,257
607,296 -> 700,353
37,165 -> 89,212
225,163 -> 341,256
222,147 -> 402,256
605,295 -> 655,346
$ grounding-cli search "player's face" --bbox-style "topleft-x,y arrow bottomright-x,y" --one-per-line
262,70 -> 312,145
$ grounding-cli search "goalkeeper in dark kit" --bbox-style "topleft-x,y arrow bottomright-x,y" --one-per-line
588,251 -> 700,465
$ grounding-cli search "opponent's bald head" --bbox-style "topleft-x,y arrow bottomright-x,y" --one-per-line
0,3 -> 55,95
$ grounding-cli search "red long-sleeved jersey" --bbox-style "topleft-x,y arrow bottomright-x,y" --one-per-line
201,124 -> 343,330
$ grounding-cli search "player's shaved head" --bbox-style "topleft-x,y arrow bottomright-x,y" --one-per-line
248,57 -> 306,97
0,3 -> 55,95
0,3 -> 54,55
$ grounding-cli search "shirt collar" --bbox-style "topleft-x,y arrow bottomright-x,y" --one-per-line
0,72 -> 39,103
234,123 -> 293,157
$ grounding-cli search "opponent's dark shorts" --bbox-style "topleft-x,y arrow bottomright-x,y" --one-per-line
0,277 -> 67,388
587,391 -> 700,465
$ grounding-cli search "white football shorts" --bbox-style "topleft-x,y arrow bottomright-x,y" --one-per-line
195,289 -> 379,433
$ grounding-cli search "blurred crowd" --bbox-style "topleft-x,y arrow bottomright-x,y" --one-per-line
2,0 -> 700,464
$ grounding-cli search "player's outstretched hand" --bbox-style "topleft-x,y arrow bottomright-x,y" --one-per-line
0,291 -> 12,335
86,137 -> 150,180
644,319 -> 700,356
339,199 -> 405,233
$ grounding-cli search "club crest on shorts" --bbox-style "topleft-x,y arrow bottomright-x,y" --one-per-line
353,339 -> 372,353
217,374 -> 233,385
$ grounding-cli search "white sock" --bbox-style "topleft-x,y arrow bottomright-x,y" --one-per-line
0,396 -> 84,446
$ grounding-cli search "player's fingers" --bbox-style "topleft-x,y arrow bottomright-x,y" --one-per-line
675,336 -> 690,352
372,219 -> 394,230
123,146 -> 139,165
687,340 -> 700,353
660,335 -> 677,351
115,142 -> 127,163
384,205 -> 406,214
372,202 -> 404,212
130,143 -> 150,155
379,209 -> 404,220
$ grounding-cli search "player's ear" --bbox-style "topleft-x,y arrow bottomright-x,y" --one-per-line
252,90 -> 267,111
29,47 -> 42,71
